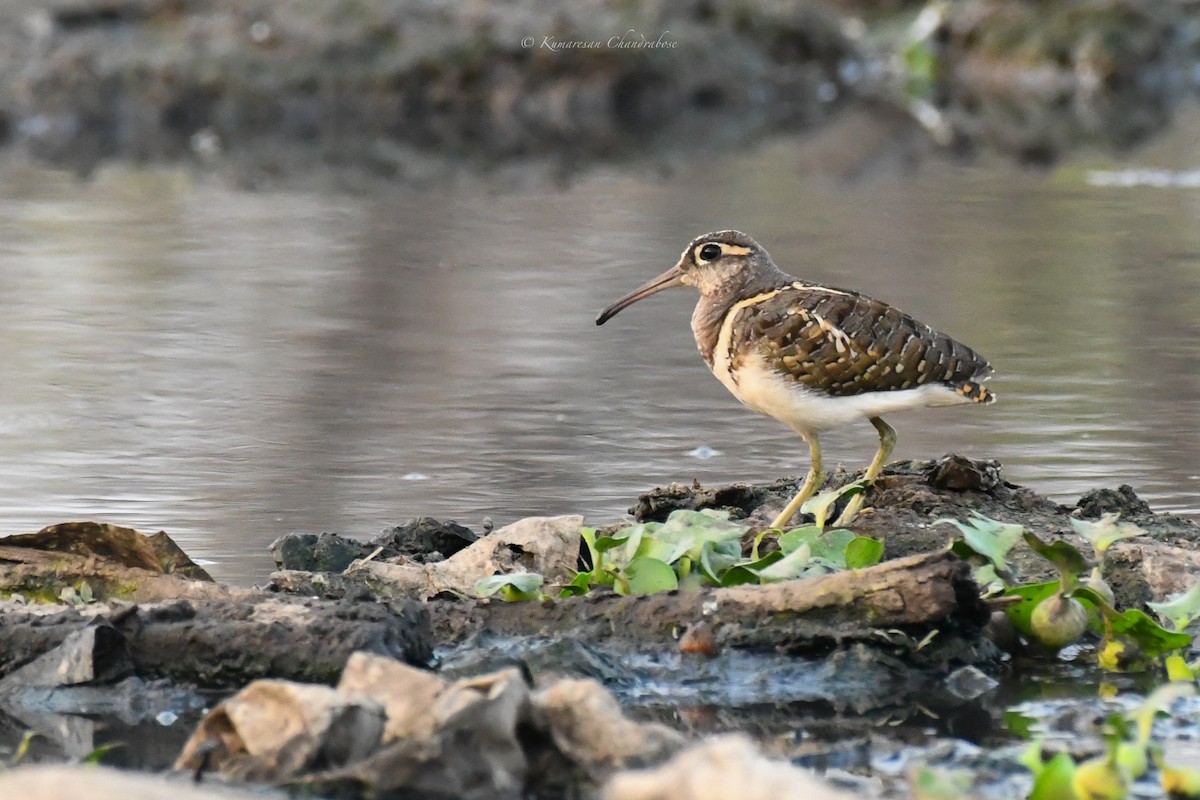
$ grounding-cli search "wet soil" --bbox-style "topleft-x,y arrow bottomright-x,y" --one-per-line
0,457 -> 1196,797
633,454 -> 1200,607
0,0 -> 1197,184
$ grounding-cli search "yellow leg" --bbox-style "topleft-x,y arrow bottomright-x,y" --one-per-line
770,433 -> 824,530
833,416 -> 896,526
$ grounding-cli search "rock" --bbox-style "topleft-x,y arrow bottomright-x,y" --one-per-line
1,521 -> 212,580
531,678 -> 686,780
629,479 -> 791,523
1104,541 -> 1200,610
0,522 -> 222,604
175,653 -> 699,800
602,734 -> 854,800
0,764 -> 278,800
297,665 -> 532,800
336,651 -> 448,742
944,665 -> 999,701
268,518 -> 479,573
174,680 -> 387,782
347,515 -> 583,601
0,623 -> 131,689
1074,485 -> 1153,520
372,517 -> 478,562
924,454 -> 1003,492
0,595 -> 433,687
268,531 -> 374,573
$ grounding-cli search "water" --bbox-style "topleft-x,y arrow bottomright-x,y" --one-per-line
0,112 -> 1198,586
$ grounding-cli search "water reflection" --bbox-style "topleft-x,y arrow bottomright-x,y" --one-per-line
0,117 -> 1197,585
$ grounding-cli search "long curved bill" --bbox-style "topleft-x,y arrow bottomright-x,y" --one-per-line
595,262 -> 685,325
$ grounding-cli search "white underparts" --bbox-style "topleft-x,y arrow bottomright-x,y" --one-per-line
716,356 -> 970,436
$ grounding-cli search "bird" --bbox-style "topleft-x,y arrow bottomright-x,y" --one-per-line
595,230 -> 995,529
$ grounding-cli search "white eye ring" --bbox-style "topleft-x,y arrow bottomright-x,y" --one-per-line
697,243 -> 722,262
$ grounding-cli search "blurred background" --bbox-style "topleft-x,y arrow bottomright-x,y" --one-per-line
0,0 -> 1197,584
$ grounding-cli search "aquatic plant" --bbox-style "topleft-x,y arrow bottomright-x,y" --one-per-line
939,514 -> 1193,672
476,482 -> 884,600
1020,684 -> 1197,800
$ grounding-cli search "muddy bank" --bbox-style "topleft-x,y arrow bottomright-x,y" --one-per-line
0,0 -> 1196,183
0,0 -> 853,183
0,456 -> 1197,798
630,455 -> 1200,608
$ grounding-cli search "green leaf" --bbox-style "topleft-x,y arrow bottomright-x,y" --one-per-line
1147,577 -> 1200,631
1023,531 -> 1087,594
624,557 -> 678,595
1003,580 -> 1060,639
1165,654 -> 1196,683
1070,513 -> 1144,557
9,731 -> 39,767
749,542 -> 815,582
1017,738 -> 1044,773
82,741 -> 124,764
1109,608 -> 1192,660
1130,683 -> 1196,746
972,563 -> 1005,595
845,536 -> 884,569
1028,752 -> 1078,800
798,481 -> 866,529
779,527 -> 858,567
778,525 -> 822,554
935,513 -> 1024,575
474,572 -> 544,601
559,571 -> 593,598
717,565 -> 761,587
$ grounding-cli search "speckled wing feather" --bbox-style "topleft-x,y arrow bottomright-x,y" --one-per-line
728,283 -> 994,402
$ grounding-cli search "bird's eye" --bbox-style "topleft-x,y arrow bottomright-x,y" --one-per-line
698,243 -> 722,261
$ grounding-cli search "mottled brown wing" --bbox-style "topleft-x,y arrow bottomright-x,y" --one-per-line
728,283 -> 994,401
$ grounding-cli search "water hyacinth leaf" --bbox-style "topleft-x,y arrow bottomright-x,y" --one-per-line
798,480 -> 866,529
1070,513 -> 1144,557
560,571 -> 593,598
83,742 -> 124,764
1029,752 -> 1077,800
647,509 -> 745,567
935,513 -> 1024,574
1165,654 -> 1196,683
778,525 -> 822,554
1016,738 -> 1045,772
1003,580 -> 1060,639
1132,684 -> 1196,750
845,536 -> 884,569
972,563 -> 1005,595
1108,608 -> 1192,659
718,551 -> 784,586
1023,531 -> 1087,594
779,527 -> 857,566
657,509 -> 744,542
624,557 -> 678,595
1146,577 -> 1200,631
698,541 -> 741,582
750,542 -> 814,582
718,564 -> 762,587
475,572 -> 544,601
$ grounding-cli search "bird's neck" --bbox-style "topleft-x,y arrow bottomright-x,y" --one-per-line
691,267 -> 793,365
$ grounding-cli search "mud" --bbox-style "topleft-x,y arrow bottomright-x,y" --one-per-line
632,454 -> 1200,602
0,458 -> 1196,798
0,0 -> 1195,184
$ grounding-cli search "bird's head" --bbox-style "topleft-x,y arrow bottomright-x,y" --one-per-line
596,230 -> 775,325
